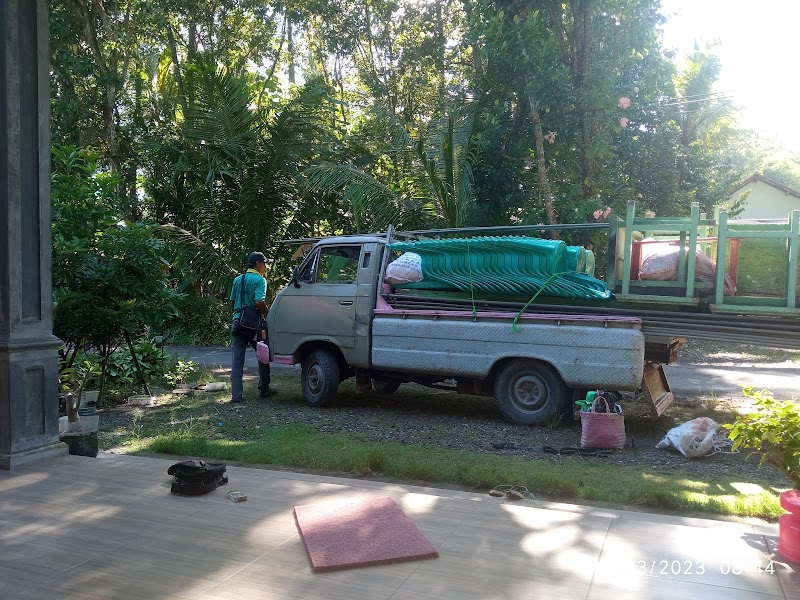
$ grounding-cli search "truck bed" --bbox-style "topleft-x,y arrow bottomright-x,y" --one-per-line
371,308 -> 645,390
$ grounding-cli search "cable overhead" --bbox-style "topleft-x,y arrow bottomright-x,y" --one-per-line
545,93 -> 734,122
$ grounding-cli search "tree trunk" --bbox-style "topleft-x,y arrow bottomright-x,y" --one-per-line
187,21 -> 197,110
573,0 -> 597,200
258,17 -> 286,107
462,0 -> 484,80
98,353 -> 108,409
515,25 -> 559,233
435,1 -> 446,98
527,90 -> 559,233
66,393 -> 80,423
166,26 -> 188,116
103,81 -> 121,174
124,330 -> 151,396
287,17 -> 296,84
335,58 -> 348,127
69,0 -> 121,173
544,0 -> 597,201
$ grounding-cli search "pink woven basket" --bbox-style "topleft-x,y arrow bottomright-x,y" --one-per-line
580,398 -> 625,449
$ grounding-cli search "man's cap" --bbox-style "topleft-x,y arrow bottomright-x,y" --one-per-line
247,251 -> 269,266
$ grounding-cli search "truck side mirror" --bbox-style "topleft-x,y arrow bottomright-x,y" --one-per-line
292,267 -> 301,288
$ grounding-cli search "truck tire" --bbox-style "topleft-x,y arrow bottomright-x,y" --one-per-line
372,378 -> 401,395
568,388 -> 591,422
302,349 -> 340,407
494,360 -> 567,425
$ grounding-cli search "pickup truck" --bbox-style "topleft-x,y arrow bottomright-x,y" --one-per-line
266,234 -> 647,425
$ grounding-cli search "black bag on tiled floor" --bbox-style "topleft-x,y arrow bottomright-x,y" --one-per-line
167,460 -> 228,495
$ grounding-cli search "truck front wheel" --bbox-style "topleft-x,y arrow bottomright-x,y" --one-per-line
495,360 -> 567,425
302,349 -> 340,407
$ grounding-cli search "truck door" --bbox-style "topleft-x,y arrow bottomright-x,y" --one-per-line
271,244 -> 362,351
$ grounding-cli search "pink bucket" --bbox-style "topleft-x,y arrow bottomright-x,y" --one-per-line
256,341 -> 270,364
779,490 -> 800,564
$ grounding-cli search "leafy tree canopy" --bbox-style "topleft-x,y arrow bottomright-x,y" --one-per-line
51,0 -> 799,297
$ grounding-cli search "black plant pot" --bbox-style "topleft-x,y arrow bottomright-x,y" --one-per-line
60,431 -> 99,458
78,405 -> 96,417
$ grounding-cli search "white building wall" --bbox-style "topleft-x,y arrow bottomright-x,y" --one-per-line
731,181 -> 800,220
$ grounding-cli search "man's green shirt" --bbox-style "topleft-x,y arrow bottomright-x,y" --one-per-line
230,269 -> 267,321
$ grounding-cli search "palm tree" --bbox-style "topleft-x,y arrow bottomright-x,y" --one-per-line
305,107 -> 481,232
148,65 -> 335,292
676,52 -> 736,146
674,51 -> 737,195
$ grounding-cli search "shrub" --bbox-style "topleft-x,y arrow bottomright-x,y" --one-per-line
163,358 -> 200,387
162,293 -> 232,346
104,336 -> 166,390
51,145 -> 182,403
725,388 -> 800,489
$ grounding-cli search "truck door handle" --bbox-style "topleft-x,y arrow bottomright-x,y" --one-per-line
338,300 -> 353,306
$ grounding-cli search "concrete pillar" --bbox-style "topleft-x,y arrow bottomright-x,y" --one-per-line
0,0 -> 65,468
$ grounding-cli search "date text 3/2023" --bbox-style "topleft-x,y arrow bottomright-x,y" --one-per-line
636,560 -> 776,576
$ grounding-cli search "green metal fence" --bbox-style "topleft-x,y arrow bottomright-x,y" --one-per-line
608,201 -> 800,316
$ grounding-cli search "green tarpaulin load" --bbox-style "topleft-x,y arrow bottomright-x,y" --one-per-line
386,236 -> 610,300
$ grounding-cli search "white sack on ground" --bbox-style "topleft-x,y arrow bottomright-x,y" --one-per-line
656,417 -> 722,458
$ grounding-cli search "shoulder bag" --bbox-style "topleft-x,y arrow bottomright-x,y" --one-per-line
235,270 -> 262,338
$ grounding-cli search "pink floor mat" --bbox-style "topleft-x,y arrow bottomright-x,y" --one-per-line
293,496 -> 439,572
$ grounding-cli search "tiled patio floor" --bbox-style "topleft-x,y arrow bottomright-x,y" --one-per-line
1,453 -> 797,599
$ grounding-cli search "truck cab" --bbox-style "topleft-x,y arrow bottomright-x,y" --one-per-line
268,236 -> 384,369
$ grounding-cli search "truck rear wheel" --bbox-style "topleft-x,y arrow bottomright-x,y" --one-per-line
302,349 -> 340,407
495,360 -> 567,425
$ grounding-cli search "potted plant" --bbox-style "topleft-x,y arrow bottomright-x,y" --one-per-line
725,388 -> 800,563
58,358 -> 102,457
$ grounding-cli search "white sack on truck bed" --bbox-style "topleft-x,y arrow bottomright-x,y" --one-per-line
385,252 -> 423,285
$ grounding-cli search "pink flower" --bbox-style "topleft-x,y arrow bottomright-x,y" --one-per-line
592,207 -> 613,221
618,97 -> 631,109
619,117 -> 629,128
544,131 -> 557,144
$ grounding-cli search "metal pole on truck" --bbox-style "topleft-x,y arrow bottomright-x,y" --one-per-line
376,225 -> 395,294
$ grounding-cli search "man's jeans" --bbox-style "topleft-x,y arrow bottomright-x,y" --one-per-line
230,322 -> 271,402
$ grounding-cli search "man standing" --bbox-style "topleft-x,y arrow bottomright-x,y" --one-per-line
229,252 -> 276,403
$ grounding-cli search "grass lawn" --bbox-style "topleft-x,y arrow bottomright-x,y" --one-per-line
100,370 -> 789,522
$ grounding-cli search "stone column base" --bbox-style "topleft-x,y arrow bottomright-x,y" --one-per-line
0,441 -> 69,469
